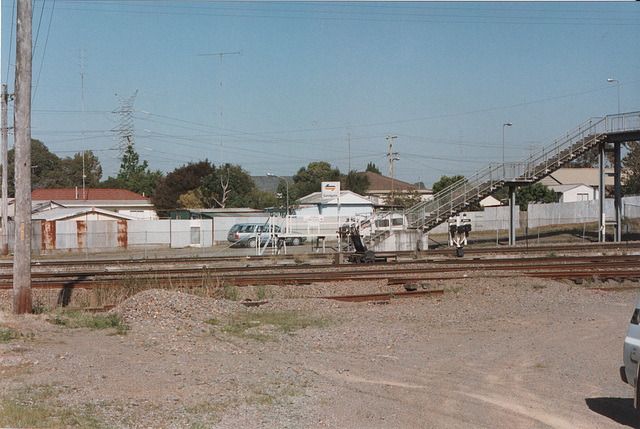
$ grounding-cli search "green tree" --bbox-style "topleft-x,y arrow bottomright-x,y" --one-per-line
200,163 -> 255,208
57,151 -> 102,189
342,170 -> 370,195
152,160 -> 215,216
291,161 -> 341,199
623,141 -> 640,195
8,139 -> 62,194
245,189 -> 278,210
432,174 -> 465,194
365,162 -> 381,175
568,145 -> 615,168
177,189 -> 207,209
111,144 -> 163,197
516,183 -> 558,211
387,189 -> 423,209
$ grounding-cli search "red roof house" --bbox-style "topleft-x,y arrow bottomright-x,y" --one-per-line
30,188 -> 157,220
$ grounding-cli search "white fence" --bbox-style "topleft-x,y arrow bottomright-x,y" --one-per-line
4,197 -> 640,255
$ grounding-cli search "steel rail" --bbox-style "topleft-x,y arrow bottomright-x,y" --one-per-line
0,254 -> 637,282
1,255 -> 639,290
0,241 -> 637,271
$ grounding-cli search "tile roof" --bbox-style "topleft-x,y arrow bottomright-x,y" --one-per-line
31,188 -> 150,202
357,171 -> 431,193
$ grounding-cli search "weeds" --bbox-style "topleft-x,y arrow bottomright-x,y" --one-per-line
445,286 -> 463,294
245,378 -> 305,406
46,311 -> 130,335
546,251 -> 557,258
0,384 -> 103,428
533,284 -> 546,291
293,254 -> 308,265
223,283 -> 239,301
255,285 -> 268,300
0,327 -> 19,343
211,310 -> 330,342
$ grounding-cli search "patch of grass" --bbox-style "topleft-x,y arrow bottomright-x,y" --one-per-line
533,284 -> 546,291
533,363 -> 548,370
0,327 -> 20,343
184,400 -> 227,426
245,379 -> 305,406
213,310 -> 330,342
445,286 -> 463,294
0,384 -> 103,428
204,318 -> 221,326
0,362 -> 34,377
546,251 -> 557,258
46,311 -> 130,335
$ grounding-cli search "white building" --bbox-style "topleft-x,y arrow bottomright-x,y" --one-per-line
295,190 -> 374,217
548,184 -> 598,203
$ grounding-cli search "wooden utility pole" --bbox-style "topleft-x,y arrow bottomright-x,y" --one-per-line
13,0 -> 32,314
1,85 -> 11,256
388,135 -> 398,193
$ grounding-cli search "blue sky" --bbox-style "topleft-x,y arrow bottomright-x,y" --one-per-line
2,1 -> 639,188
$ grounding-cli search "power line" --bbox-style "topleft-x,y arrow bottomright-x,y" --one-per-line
4,1 -> 16,87
32,0 -> 55,103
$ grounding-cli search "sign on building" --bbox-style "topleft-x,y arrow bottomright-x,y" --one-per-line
322,182 -> 340,199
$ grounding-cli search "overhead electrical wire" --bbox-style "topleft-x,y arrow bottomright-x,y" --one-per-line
47,3 -> 640,27
3,1 -> 16,86
32,0 -> 56,103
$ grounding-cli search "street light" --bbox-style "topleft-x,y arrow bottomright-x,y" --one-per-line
266,173 -> 289,218
607,78 -> 620,114
502,122 -> 512,166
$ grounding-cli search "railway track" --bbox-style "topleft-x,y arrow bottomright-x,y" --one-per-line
0,240 -> 637,273
1,252 -> 639,290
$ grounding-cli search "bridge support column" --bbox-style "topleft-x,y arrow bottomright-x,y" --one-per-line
614,142 -> 622,242
599,143 -> 606,242
509,185 -> 517,246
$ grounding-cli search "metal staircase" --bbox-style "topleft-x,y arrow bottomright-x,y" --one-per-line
406,112 -> 640,232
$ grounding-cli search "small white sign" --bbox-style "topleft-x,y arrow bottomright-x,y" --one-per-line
322,181 -> 340,199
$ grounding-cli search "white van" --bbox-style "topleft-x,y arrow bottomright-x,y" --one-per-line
621,298 -> 640,409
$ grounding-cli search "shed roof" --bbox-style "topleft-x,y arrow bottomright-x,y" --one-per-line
547,184 -> 594,193
539,168 -> 616,187
31,207 -> 135,221
298,190 -> 373,205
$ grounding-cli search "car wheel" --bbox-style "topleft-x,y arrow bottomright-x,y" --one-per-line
248,238 -> 257,248
292,237 -> 301,246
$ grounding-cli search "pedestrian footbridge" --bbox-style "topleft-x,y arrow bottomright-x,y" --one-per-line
405,112 -> 640,243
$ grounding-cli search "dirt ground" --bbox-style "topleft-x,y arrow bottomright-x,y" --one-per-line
1,276 -> 640,428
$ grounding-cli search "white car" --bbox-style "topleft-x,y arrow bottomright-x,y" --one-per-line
621,298 -> 640,409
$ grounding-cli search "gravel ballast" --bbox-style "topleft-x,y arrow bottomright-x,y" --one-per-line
1,276 -> 639,428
